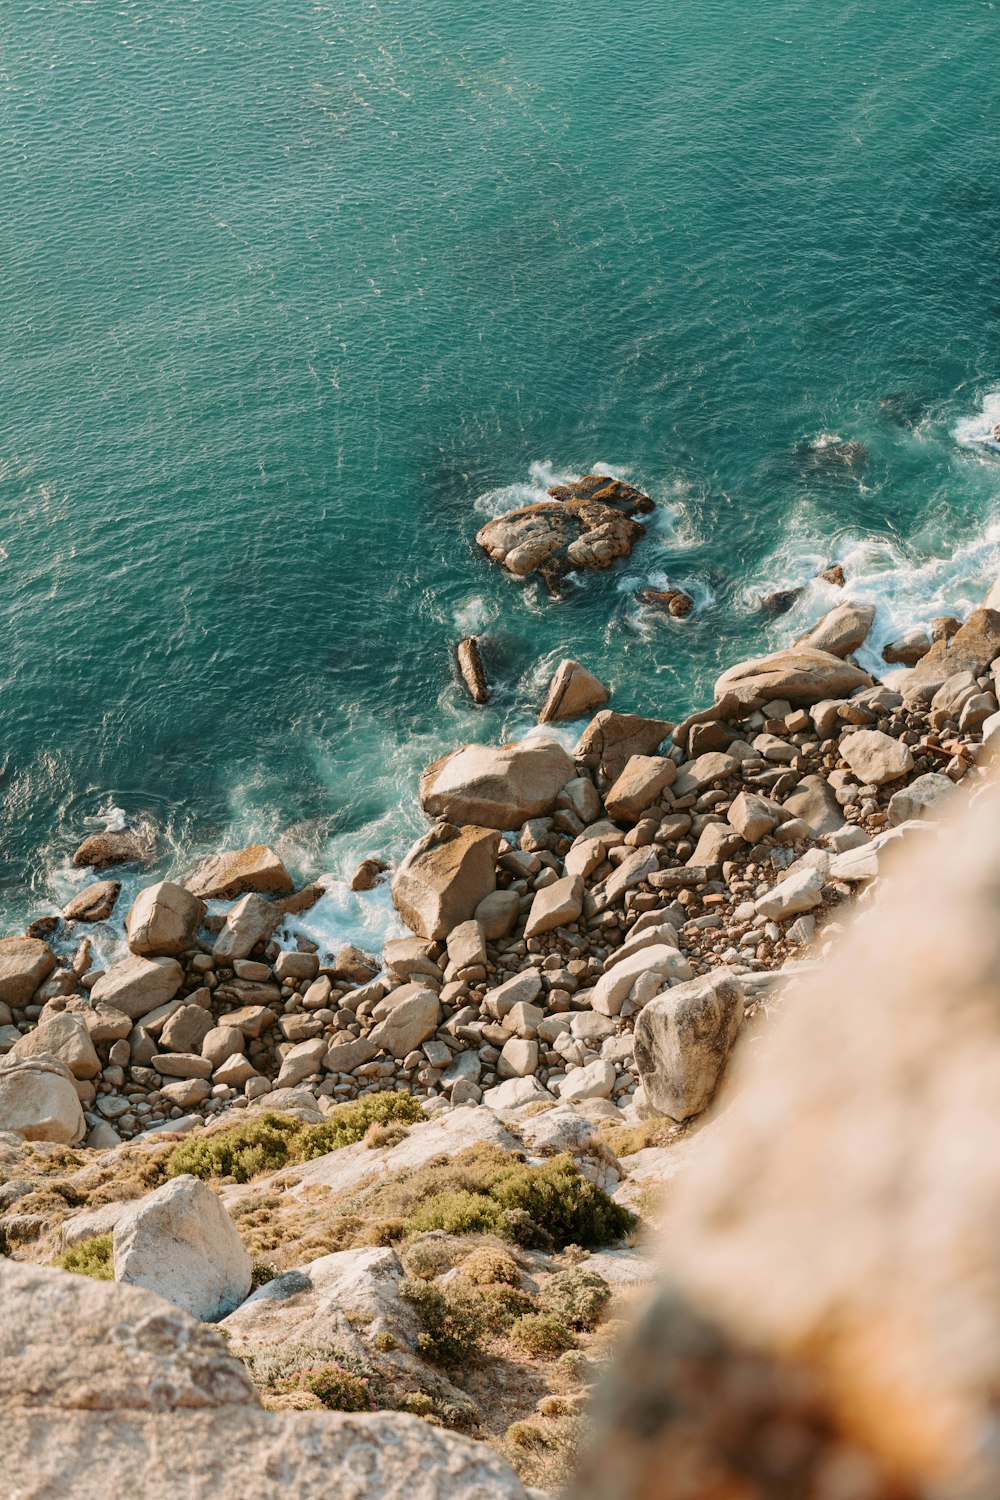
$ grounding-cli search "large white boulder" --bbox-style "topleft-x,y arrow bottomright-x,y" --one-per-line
0,1053 -> 85,1142
114,1174 -> 252,1322
633,969 -> 745,1121
90,954 -> 184,1020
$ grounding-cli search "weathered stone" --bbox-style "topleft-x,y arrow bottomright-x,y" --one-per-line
780,774 -> 845,837
524,874 -> 584,938
0,1054 -> 85,1142
794,600 -> 876,658
559,1058 -> 617,1102
152,1052 -> 213,1081
114,1174 -> 251,1321
888,771 -> 955,826
126,881 -> 205,958
456,634 -> 490,705
574,711 -> 674,788
634,970 -> 745,1122
333,945 -> 380,985
671,752 -> 738,799
212,893 -> 281,963
351,857 -> 390,892
591,944 -> 692,1018
391,824 -> 500,941
604,755 -> 677,822
185,846 -> 293,901
276,1038 -> 327,1087
323,1036 -> 379,1073
538,659 -> 610,724
368,985 -> 441,1059
72,827 -> 156,870
840,728 -> 914,785
62,880 -> 121,922
382,937 -> 442,983
482,1075 -> 554,1112
474,889 -> 521,941
715,647 -> 872,707
420,738 -> 575,829
476,475 -> 651,585
483,970 -> 544,1018
905,608 -> 1000,702
160,1004 -> 217,1055
727,791 -> 782,843
883,628 -> 932,666
755,866 -> 826,920
445,920 -> 486,971
0,937 -> 55,1005
9,1013 -> 99,1080
687,824 -> 743,870
601,847 -> 659,907
158,1078 -> 212,1108
91,955 -> 184,1020
497,1037 -> 538,1079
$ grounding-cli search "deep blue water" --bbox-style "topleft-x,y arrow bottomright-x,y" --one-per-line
1,0 -> 999,950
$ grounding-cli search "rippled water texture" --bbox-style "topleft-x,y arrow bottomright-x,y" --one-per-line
1,0 -> 999,938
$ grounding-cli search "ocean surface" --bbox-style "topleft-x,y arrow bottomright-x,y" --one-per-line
2,0 -> 999,957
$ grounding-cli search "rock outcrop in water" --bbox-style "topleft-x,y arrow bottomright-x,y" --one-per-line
476,474 -> 653,592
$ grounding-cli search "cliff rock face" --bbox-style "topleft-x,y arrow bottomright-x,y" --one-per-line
0,1257 -> 530,1500
574,763 -> 1000,1500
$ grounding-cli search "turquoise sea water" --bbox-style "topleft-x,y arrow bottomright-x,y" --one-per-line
2,0 -> 999,949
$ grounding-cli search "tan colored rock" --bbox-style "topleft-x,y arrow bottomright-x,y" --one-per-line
114,1174 -> 251,1320
905,608 -> 1000,702
368,984 -> 441,1058
794,600 -> 876,658
781,773 -> 845,836
351,857 -> 390,892
883,628 -> 932,666
524,874 -> 584,938
391,823 -> 501,940
126,881 -> 205,958
474,888 -> 521,941
185,845 -> 294,901
714,647 -> 872,707
574,711 -> 674,788
62,880 -> 121,922
72,827 -> 156,870
727,791 -> 783,842
538,658 -> 609,723
604,755 -> 677,822
840,727 -> 914,785
91,954 -> 184,1020
9,1013 -> 100,1080
634,968 -> 745,1123
455,635 -> 490,704
160,1004 -> 217,1055
0,1054 -> 85,1142
0,936 -> 55,1005
476,475 -> 651,585
202,1025 -> 245,1069
420,737 -> 575,829
212,893 -> 281,963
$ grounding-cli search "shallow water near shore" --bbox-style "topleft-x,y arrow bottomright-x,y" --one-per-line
2,0 -> 999,943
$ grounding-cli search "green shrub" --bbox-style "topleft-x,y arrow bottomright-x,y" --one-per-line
250,1259 -> 278,1291
538,1268 -> 611,1331
168,1114 -> 301,1183
400,1279 -> 486,1368
490,1155 -> 635,1250
511,1313 -> 577,1359
459,1246 -> 521,1287
400,1233 -> 465,1281
54,1233 -> 113,1280
479,1283 -> 535,1329
277,1363 -> 376,1412
407,1189 -> 501,1237
166,1095 -> 425,1184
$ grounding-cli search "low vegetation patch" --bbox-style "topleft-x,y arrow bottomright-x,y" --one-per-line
54,1233 -> 114,1280
538,1267 -> 612,1331
166,1095 -> 425,1184
511,1313 -> 577,1359
276,1362 -> 376,1412
400,1278 -> 488,1368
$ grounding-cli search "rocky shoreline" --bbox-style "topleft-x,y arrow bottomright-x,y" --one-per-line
0,578 -> 996,1153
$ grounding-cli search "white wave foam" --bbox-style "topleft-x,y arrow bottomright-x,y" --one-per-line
954,391 -> 1000,452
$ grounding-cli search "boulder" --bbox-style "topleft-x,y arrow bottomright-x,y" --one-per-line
455,635 -> 489,705
160,1005 -> 217,1055
727,791 -> 783,843
794,600 -> 876,658
185,846 -> 293,901
524,874 -> 584,938
714,647 -> 873,708
639,588 -> 694,617
780,774 -> 845,837
351,857 -> 390,892
0,1054 -> 85,1142
591,944 -> 692,1018
840,728 -> 914,785
538,659 -> 609,724
574,711 -> 674,788
212,893 -> 281,963
62,880 -> 121,922
633,970 -> 745,1122
9,1013 -> 100,1079
114,1174 -> 252,1321
558,1059 -> 617,1102
202,1025 -> 246,1069
905,608 -> 1000,702
72,827 -> 156,869
687,824 -> 743,870
604,755 -> 677,822
368,985 -> 441,1058
883,628 -> 932,666
126,881 -> 205,957
391,823 -> 501,941
474,888 -> 521,941
482,1075 -> 554,1112
888,771 -> 955,826
476,474 -> 651,586
0,937 -> 55,1005
498,1037 -> 539,1078
420,738 -> 575,828
755,866 -> 826,920
90,955 -> 184,1020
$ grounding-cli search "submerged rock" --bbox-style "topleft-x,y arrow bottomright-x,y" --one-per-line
476,474 -> 652,589
185,845 -> 294,901
455,635 -> 490,705
62,880 -> 121,923
639,589 -> 694,617
72,827 -> 157,870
